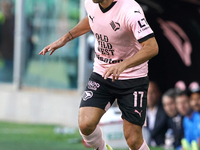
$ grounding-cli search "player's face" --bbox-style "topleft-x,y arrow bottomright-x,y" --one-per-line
92,0 -> 104,3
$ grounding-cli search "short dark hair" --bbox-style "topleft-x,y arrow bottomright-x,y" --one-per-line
162,88 -> 178,99
175,90 -> 189,99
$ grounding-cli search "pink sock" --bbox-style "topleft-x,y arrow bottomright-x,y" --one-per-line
138,140 -> 150,150
80,125 -> 106,150
129,140 -> 150,150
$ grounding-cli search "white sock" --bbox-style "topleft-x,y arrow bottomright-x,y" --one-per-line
80,125 -> 106,150
129,140 -> 150,150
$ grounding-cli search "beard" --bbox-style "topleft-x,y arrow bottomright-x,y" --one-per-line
92,0 -> 104,3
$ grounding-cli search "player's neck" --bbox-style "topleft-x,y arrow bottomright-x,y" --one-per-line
99,0 -> 114,9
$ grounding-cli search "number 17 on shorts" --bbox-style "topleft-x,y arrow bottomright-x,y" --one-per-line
133,91 -> 144,108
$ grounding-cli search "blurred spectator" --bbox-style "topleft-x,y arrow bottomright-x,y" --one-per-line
188,82 -> 200,147
146,81 -> 168,147
188,82 -> 200,112
175,91 -> 200,145
162,88 -> 184,149
0,0 -> 14,82
175,91 -> 191,117
162,89 -> 178,117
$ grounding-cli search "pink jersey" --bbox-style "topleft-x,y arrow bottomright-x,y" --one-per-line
85,0 -> 154,79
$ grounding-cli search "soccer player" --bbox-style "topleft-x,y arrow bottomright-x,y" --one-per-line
39,0 -> 159,149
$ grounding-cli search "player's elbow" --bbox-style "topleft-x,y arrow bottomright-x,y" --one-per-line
153,42 -> 159,57
149,38 -> 159,58
142,37 -> 159,58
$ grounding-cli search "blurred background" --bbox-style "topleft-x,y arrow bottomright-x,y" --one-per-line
0,0 -> 199,149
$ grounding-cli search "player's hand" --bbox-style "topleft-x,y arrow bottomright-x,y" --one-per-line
102,63 -> 126,82
39,40 -> 65,56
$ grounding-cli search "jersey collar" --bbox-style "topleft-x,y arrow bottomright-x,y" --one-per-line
99,1 -> 117,13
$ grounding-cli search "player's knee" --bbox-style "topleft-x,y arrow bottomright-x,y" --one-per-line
126,137 -> 138,150
79,120 -> 96,135
78,107 -> 105,135
125,134 -> 143,150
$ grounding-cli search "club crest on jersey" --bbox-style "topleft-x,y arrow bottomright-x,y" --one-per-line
87,81 -> 100,91
82,91 -> 93,101
110,21 -> 120,31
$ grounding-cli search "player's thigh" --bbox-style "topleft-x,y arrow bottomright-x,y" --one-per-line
78,107 -> 105,129
79,72 -> 115,132
117,82 -> 148,126
123,119 -> 143,149
80,73 -> 115,110
123,119 -> 143,139
115,77 -> 148,148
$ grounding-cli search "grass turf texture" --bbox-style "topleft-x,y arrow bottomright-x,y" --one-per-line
0,121 -> 163,150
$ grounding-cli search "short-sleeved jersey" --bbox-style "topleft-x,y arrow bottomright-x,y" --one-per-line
85,0 -> 154,79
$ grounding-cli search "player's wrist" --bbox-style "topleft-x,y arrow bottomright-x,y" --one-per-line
121,60 -> 130,70
60,35 -> 69,44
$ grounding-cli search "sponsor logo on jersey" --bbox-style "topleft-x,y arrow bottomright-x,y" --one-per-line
82,91 -> 93,101
137,18 -> 150,33
95,33 -> 115,56
95,53 -> 123,64
138,18 -> 148,28
87,81 -> 100,90
89,15 -> 94,23
110,21 -> 120,31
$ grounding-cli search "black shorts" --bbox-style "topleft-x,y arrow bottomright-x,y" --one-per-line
80,72 -> 149,126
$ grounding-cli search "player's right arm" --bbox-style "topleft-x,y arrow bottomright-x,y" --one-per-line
39,16 -> 91,56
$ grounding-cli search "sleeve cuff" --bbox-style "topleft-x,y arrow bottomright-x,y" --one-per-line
138,33 -> 155,43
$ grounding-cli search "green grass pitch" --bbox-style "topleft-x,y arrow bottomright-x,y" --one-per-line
0,121 -> 163,150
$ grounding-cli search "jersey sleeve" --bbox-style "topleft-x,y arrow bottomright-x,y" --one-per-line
84,0 -> 90,15
125,8 -> 154,43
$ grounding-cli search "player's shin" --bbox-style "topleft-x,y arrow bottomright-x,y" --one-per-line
80,125 -> 107,150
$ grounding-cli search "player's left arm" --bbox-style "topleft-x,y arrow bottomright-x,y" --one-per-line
122,37 -> 158,69
102,37 -> 158,81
